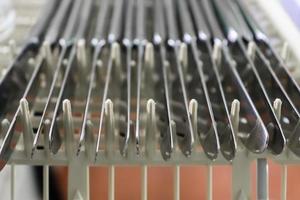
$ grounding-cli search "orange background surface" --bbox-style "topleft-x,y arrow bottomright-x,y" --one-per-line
55,161 -> 300,200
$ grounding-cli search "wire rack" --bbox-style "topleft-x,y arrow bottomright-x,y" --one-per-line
0,0 -> 300,200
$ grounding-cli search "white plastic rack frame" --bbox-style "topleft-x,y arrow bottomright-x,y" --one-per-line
1,0 -> 300,200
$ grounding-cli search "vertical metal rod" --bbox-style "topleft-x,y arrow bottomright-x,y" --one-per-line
281,165 -> 287,200
232,154 -> 251,199
108,165 -> 115,200
207,165 -> 213,200
43,165 -> 49,200
67,161 -> 89,200
141,165 -> 148,200
273,98 -> 286,200
174,165 -> 180,200
257,159 -> 268,200
11,164 -> 15,200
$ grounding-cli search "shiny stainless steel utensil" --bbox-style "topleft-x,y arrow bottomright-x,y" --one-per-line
212,0 -> 285,154
175,0 -> 220,160
150,0 -> 175,160
186,0 -> 237,160
0,0 -> 61,170
234,0 -> 300,155
162,0 -> 195,156
77,0 -> 110,155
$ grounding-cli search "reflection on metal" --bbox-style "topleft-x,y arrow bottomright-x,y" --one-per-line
0,0 -> 299,200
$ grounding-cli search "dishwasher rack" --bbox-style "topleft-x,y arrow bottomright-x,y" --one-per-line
0,0 -> 300,200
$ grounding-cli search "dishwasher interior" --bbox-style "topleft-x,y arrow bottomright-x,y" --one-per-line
0,0 -> 300,199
